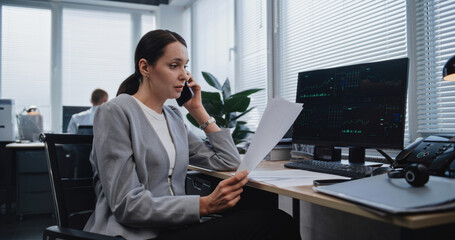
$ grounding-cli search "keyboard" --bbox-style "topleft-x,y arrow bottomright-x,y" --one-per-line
284,159 -> 374,178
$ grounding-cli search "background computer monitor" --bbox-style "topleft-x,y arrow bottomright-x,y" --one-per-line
292,58 -> 409,164
62,106 -> 90,133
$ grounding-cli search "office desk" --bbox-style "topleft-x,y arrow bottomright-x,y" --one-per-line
189,161 -> 455,238
5,142 -> 54,223
0,141 -> 12,217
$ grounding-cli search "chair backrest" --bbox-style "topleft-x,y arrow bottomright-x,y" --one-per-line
77,125 -> 94,135
41,133 -> 95,230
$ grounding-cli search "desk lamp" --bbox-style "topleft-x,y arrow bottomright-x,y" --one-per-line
443,55 -> 455,81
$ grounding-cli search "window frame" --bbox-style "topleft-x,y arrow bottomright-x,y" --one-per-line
231,0 -> 439,147
0,0 -> 156,132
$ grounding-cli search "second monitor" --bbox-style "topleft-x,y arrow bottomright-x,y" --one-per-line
292,57 -> 409,164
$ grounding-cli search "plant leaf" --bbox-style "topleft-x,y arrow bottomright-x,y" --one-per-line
232,124 -> 254,144
222,78 -> 231,100
201,91 -> 223,103
231,107 -> 255,121
230,88 -> 263,98
227,112 -> 237,128
201,91 -> 223,116
225,96 -> 250,112
213,115 -> 228,128
234,139 -> 246,145
186,114 -> 199,128
202,71 -> 222,90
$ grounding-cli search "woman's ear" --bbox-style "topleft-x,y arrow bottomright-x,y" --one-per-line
138,58 -> 150,77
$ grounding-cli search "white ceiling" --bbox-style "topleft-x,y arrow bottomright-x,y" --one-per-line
169,0 -> 193,7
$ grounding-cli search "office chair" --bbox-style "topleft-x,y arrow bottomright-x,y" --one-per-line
40,133 -> 266,239
77,125 -> 94,135
40,133 -> 124,240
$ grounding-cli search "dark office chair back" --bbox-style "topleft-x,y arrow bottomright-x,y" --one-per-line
41,133 -> 95,230
77,125 -> 94,135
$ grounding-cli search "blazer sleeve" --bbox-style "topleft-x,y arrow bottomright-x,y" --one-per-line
168,106 -> 241,171
92,102 -> 200,228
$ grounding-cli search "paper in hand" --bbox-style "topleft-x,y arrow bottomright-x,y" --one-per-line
236,97 -> 303,173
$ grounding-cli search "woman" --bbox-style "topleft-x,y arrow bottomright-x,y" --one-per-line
84,29 -> 300,240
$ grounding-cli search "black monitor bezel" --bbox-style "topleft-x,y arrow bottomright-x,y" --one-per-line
292,57 -> 409,151
62,106 -> 91,133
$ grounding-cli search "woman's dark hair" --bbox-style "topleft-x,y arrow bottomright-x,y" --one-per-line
116,29 -> 187,96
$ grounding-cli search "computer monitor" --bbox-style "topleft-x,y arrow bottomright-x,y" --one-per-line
62,106 -> 90,133
292,57 -> 409,164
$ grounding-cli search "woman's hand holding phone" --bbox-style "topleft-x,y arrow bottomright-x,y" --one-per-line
182,71 -> 221,133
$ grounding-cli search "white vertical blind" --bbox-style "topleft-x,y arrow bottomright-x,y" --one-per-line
141,14 -> 156,35
1,6 -> 52,130
236,0 -> 268,130
1,1 -> 157,132
415,0 -> 455,134
192,0 -> 234,92
182,6 -> 192,73
61,8 -> 133,106
277,0 -> 408,102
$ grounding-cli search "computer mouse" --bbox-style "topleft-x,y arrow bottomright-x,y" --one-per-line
373,167 -> 393,176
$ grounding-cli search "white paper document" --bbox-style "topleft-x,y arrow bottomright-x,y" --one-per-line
249,170 -> 349,187
236,97 -> 303,173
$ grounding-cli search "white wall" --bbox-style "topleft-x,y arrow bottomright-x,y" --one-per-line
156,5 -> 186,36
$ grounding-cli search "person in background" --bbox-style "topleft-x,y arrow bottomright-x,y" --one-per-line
66,88 -> 108,134
84,29 -> 301,240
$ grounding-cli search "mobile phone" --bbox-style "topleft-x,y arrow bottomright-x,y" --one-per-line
176,81 -> 194,106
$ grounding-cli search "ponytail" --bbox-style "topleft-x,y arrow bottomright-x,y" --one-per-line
116,73 -> 141,96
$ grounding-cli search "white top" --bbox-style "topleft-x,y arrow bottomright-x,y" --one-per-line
134,97 -> 176,176
66,106 -> 99,134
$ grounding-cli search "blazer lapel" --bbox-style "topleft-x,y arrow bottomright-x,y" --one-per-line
163,106 -> 188,168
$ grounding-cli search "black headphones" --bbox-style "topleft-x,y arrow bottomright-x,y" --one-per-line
387,163 -> 429,187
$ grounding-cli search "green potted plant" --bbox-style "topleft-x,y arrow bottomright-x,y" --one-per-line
186,71 -> 263,148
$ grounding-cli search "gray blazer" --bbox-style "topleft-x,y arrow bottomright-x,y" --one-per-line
84,94 -> 241,240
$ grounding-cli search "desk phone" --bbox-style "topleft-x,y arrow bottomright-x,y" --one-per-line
387,134 -> 455,187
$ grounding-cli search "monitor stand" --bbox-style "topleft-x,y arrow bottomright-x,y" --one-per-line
347,147 -> 382,167
313,146 -> 382,167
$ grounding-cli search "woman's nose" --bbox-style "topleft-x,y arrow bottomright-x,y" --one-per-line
180,70 -> 189,81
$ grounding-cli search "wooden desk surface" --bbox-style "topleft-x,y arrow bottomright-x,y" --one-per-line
188,160 -> 455,229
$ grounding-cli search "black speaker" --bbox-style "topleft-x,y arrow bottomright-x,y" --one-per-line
388,163 -> 429,187
404,163 -> 429,187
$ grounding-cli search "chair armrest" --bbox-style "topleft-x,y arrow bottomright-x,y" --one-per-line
43,225 -> 125,240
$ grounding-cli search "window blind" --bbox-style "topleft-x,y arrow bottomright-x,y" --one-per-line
236,0 -> 268,130
277,0 -> 408,103
192,0 -> 234,92
182,7 -> 192,73
1,6 -> 52,130
1,1 -> 156,132
141,14 -> 156,35
415,0 -> 455,134
61,8 -> 133,106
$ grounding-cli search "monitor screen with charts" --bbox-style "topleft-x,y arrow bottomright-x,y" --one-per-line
292,57 -> 409,163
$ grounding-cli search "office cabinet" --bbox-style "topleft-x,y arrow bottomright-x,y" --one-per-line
16,148 -> 54,216
6,143 -> 54,221
16,149 -> 54,215
0,141 -> 11,210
